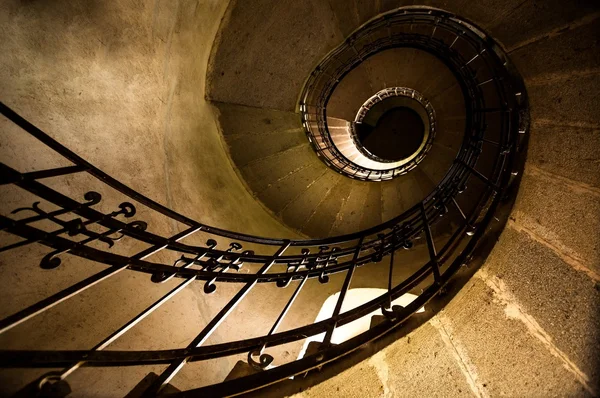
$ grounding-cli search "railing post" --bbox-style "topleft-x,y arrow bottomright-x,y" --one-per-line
421,203 -> 441,284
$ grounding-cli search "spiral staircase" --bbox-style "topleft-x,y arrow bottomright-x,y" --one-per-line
0,1 -> 599,397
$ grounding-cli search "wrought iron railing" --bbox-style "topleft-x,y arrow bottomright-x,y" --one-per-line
0,6 -> 527,397
349,87 -> 436,168
300,7 -> 522,182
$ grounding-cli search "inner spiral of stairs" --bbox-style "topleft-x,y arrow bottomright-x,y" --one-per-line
358,104 -> 426,161
212,42 -> 465,238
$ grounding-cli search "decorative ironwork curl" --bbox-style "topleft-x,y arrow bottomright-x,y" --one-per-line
38,202 -> 145,269
151,239 -> 218,283
248,349 -> 274,371
203,242 -> 250,294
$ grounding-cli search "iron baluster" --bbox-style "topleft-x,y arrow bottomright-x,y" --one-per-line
457,159 -> 500,192
203,242 -> 250,294
248,273 -> 309,370
322,237 -> 364,346
143,241 -> 292,396
421,203 -> 441,284
151,238 -> 217,283
0,224 -> 201,334
386,233 -> 396,309
38,273 -> 199,390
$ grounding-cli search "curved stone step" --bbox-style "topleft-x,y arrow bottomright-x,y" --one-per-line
281,169 -> 346,231
206,0 -> 344,112
329,182 -> 371,236
380,170 -> 435,222
418,140 -> 459,186
361,47 -> 459,101
214,100 -> 448,238
326,62 -> 375,121
215,102 -> 307,167
257,161 -> 329,216
302,178 -> 355,237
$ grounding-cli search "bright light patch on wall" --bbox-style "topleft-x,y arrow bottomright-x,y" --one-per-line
296,289 -> 425,360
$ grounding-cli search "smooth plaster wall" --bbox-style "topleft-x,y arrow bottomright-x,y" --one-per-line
0,0 -> 300,395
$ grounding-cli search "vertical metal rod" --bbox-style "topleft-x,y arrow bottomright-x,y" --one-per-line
465,53 -> 479,66
54,244 -> 209,383
481,137 -> 500,146
145,241 -> 292,395
452,198 -> 466,221
421,203 -> 441,283
0,226 -> 200,335
268,276 -> 308,338
449,35 -> 459,49
458,160 -> 499,191
54,277 -> 197,381
387,235 -> 396,309
477,78 -> 494,87
322,237 -> 364,346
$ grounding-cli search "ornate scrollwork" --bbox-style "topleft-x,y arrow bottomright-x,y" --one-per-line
308,246 -> 338,284
10,192 -> 102,221
151,238 -> 217,283
247,348 -> 274,371
276,248 -> 310,288
276,248 -> 310,287
38,201 -> 145,269
393,223 -> 413,250
203,242 -> 250,294
381,304 -> 405,320
433,198 -> 448,217
371,234 -> 387,263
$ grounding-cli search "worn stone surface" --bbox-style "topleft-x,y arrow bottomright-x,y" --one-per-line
295,322 -> 476,398
526,122 -> 600,188
330,182 -> 372,236
527,73 -> 600,127
214,103 -> 307,167
512,168 -> 600,274
294,354 -> 384,398
418,143 -> 456,187
382,0 -> 525,32
326,0 -> 380,38
326,64 -> 375,121
206,0 -> 344,111
484,227 -> 600,391
258,162 -> 328,216
359,183 -> 383,231
240,144 -> 321,194
381,174 -> 427,222
361,48 -> 438,94
282,170 -> 344,233
302,180 -> 354,238
509,16 -> 600,80
435,117 -> 466,153
490,0 -> 600,51
443,278 -> 591,397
